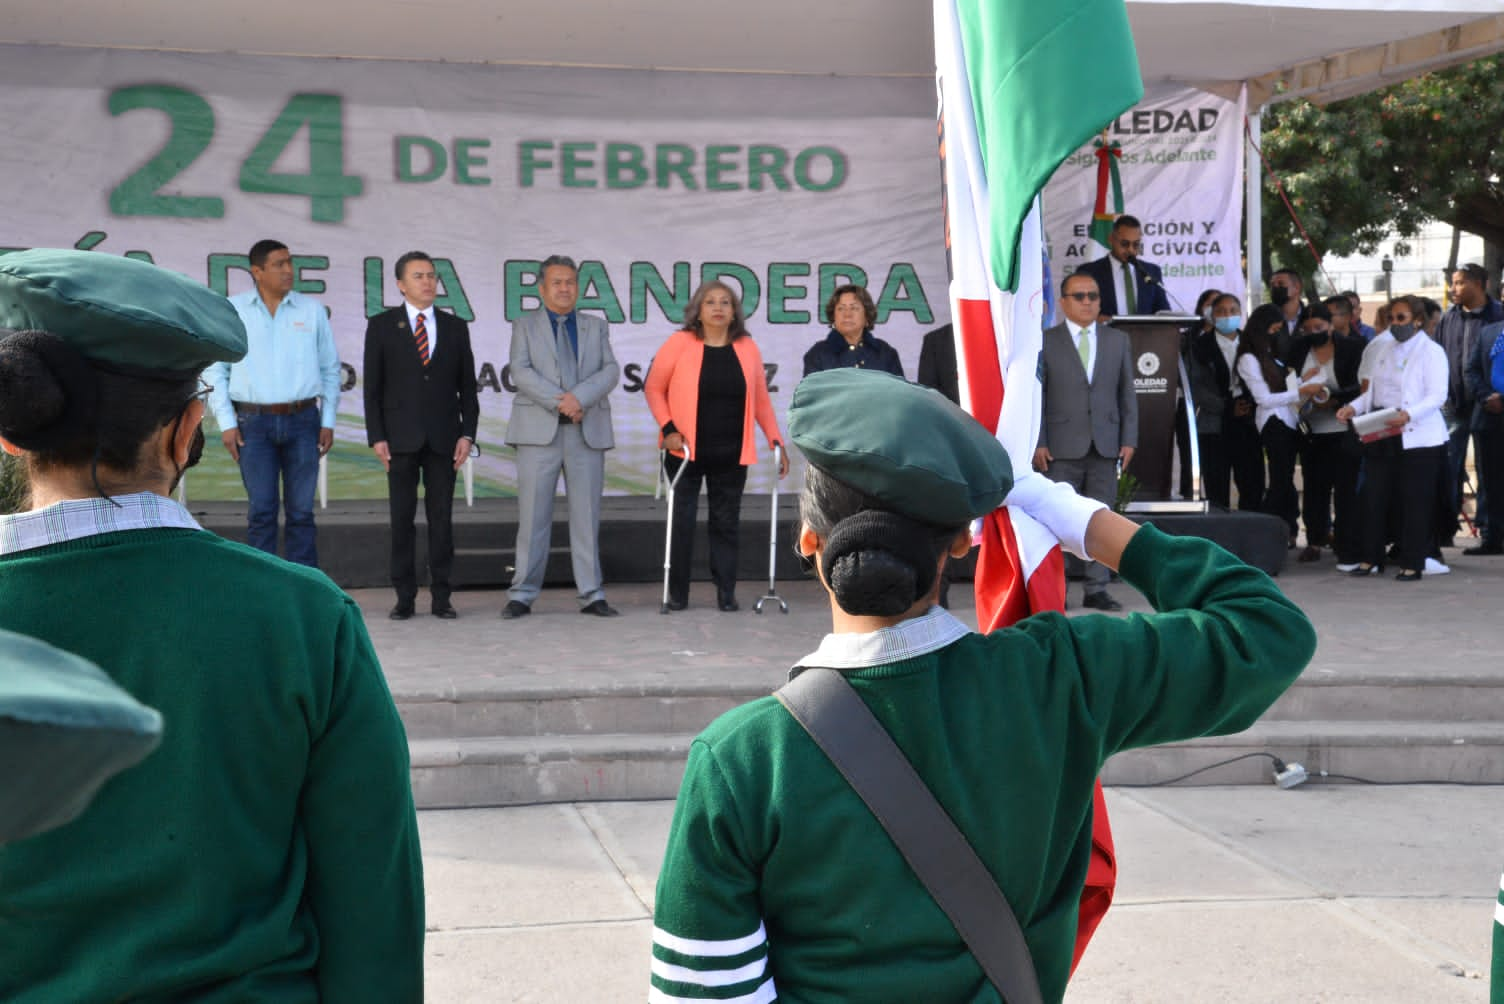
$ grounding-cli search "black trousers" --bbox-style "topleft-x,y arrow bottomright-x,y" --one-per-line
1260,418 -> 1300,538
1359,440 -> 1445,571
1478,420 -> 1504,547
665,456 -> 748,605
1299,431 -> 1360,560
388,445 -> 458,604
1200,418 -> 1265,511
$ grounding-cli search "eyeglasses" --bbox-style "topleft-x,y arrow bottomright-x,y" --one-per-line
190,380 -> 213,403
1065,291 -> 1101,302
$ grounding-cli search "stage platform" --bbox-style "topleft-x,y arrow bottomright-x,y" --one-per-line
341,533 -> 1504,809
188,496 -> 1291,590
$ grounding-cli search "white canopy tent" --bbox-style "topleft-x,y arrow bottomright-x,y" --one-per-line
6,0 -> 1504,298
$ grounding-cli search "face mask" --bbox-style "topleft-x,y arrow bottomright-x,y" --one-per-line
1214,316 -> 1241,335
1201,307 -> 1214,324
1270,285 -> 1292,306
1305,331 -> 1331,348
1390,322 -> 1417,342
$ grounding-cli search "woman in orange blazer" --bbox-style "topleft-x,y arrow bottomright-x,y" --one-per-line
645,280 -> 789,611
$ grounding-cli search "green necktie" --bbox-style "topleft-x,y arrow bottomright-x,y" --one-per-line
1077,329 -> 1091,374
1122,261 -> 1138,313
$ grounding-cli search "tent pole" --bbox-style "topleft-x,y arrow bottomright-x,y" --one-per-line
1245,102 -> 1263,308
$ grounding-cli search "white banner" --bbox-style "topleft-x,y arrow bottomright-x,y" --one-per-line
0,45 -> 943,499
1043,83 -> 1245,318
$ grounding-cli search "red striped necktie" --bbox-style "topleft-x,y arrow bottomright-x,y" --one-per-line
414,311 -> 430,366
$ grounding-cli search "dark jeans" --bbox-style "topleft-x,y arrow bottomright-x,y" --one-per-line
1478,420 -> 1504,547
1299,431 -> 1360,560
1445,420 -> 1487,538
388,445 -> 458,605
1360,440 -> 1445,571
237,405 -> 320,567
665,456 -> 748,606
1200,417 -> 1264,511
1260,418 -> 1299,539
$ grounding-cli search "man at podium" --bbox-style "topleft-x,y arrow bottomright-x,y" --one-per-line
1074,214 -> 1172,320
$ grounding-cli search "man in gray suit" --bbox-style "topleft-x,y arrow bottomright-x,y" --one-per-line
503,255 -> 620,618
1034,271 -> 1138,610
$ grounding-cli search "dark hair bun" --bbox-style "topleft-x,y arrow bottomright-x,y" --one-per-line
822,511 -> 941,617
0,331 -> 98,450
827,548 -> 922,617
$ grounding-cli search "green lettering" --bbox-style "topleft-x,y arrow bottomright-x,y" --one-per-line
291,256 -> 328,295
747,145 -> 791,192
605,143 -> 648,189
431,258 -> 475,321
363,257 -> 388,316
767,263 -> 810,324
505,259 -> 543,319
453,138 -> 492,186
561,141 -> 598,188
818,264 -> 869,318
207,254 -> 249,297
518,141 -> 554,187
705,145 -> 741,191
794,146 -> 847,192
700,263 -> 761,317
875,263 -> 933,324
395,136 -> 446,183
238,94 -> 362,223
631,261 -> 692,324
655,144 -> 698,190
576,261 -> 625,323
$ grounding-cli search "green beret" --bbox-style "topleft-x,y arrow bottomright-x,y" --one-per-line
0,628 -> 162,843
789,369 -> 1012,526
0,249 -> 246,373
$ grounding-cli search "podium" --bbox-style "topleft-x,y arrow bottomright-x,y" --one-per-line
1107,315 -> 1207,515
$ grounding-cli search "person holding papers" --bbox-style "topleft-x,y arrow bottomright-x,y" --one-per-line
1336,295 -> 1449,582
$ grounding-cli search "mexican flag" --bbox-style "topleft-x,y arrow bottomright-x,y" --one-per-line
934,0 -> 1142,975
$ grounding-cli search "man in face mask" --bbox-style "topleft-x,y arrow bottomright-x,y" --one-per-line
1267,269 -> 1307,361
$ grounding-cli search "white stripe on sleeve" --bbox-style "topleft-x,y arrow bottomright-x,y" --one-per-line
651,955 -> 766,988
652,922 -> 766,958
649,976 -> 777,1004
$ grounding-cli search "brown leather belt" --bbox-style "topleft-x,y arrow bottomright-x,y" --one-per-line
233,398 -> 317,416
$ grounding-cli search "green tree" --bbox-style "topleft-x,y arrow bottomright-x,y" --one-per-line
1260,55 -> 1504,285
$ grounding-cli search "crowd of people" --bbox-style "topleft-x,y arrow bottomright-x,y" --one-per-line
1182,265 -> 1504,582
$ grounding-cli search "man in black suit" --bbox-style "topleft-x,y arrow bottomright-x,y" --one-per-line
916,322 -> 960,607
364,250 -> 480,620
1073,214 -> 1172,320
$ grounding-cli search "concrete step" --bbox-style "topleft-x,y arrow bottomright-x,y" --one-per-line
409,733 -> 695,808
1102,720 -> 1504,786
407,720 -> 1504,808
397,683 -> 771,740
1263,675 -> 1504,722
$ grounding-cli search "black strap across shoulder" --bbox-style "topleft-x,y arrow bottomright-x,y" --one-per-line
775,667 -> 1043,1004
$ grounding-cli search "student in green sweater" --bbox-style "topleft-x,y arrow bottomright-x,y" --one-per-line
0,250 -> 424,1002
651,369 -> 1317,1003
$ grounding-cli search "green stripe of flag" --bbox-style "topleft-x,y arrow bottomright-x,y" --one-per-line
955,0 -> 1143,292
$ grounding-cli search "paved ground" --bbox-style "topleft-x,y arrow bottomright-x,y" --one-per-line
418,787 -> 1501,1002
354,542 -> 1504,1001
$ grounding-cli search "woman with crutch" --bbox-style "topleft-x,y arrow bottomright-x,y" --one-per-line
645,280 -> 787,611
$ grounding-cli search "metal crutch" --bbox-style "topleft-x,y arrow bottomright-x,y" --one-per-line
659,443 -> 692,614
754,444 -> 789,614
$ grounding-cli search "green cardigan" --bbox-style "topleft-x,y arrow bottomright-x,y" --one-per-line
652,525 -> 1316,1003
0,529 -> 423,1002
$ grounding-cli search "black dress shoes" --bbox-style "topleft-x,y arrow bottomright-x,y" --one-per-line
432,602 -> 458,619
581,599 -> 620,617
501,600 -> 531,619
718,598 -> 740,612
1080,592 -> 1122,612
389,602 -> 415,621
665,599 -> 688,611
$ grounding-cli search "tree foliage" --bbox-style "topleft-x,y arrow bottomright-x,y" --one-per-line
1260,55 -> 1504,278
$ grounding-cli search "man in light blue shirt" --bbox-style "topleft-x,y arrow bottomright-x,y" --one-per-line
207,239 -> 341,567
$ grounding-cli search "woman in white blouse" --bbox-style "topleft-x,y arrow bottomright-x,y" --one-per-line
1336,295 -> 1449,581
1235,303 -> 1324,547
